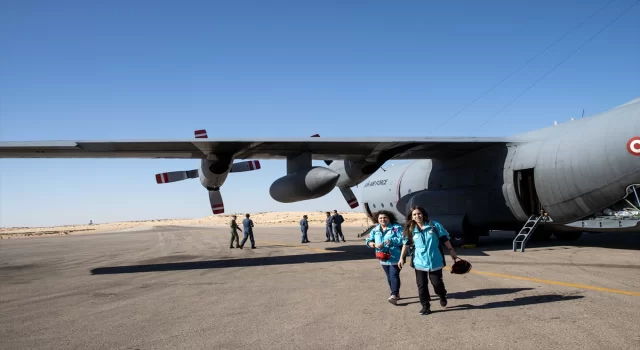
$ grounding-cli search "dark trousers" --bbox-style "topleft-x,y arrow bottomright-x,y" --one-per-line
333,225 -> 344,241
240,231 -> 255,247
301,228 -> 308,243
325,225 -> 335,241
230,231 -> 240,247
382,264 -> 401,296
415,269 -> 446,308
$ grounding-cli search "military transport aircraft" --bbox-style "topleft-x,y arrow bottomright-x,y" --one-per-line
1,97 -> 639,249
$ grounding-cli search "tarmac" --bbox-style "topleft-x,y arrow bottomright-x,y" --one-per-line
1,225 -> 640,350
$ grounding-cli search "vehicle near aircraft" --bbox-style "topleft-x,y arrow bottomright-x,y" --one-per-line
1,97 -> 639,250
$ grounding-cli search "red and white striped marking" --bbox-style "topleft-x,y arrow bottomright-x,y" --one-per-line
155,173 -> 169,184
347,198 -> 359,208
195,129 -> 208,138
249,160 -> 261,170
212,203 -> 224,214
628,137 -> 640,156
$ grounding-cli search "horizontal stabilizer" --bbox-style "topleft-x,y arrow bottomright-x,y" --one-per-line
209,190 -> 224,214
155,169 -> 198,184
340,187 -> 359,208
195,129 -> 208,139
230,160 -> 261,172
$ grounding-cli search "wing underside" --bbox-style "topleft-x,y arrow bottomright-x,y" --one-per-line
0,137 -> 516,160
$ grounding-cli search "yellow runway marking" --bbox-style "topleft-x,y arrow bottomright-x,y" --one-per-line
254,239 -> 640,297
444,267 -> 640,297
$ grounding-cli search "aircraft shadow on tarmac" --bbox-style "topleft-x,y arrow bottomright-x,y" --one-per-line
90,245 -> 374,275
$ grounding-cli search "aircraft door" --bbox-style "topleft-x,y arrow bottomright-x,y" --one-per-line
363,202 -> 374,221
515,168 -> 541,216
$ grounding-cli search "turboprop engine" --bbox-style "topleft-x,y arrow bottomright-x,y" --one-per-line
154,129 -> 262,214
269,166 -> 340,203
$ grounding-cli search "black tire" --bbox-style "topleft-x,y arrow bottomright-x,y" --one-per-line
449,229 -> 479,247
553,231 -> 583,241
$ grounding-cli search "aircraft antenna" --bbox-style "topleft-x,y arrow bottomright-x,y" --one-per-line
425,0 -> 618,136
581,109 -> 585,118
474,0 -> 640,131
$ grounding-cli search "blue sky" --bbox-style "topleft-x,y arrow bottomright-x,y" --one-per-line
1,0 -> 638,227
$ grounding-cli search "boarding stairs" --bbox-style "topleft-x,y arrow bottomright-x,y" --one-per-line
513,214 -> 550,252
358,224 -> 376,238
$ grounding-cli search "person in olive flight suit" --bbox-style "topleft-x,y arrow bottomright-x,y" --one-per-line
229,215 -> 242,248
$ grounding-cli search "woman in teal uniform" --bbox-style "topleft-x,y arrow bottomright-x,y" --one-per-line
365,210 -> 405,305
399,206 -> 460,315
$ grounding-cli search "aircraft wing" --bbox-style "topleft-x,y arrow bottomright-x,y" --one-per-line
0,137 -> 517,161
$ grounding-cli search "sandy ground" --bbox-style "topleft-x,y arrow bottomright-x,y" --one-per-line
1,226 -> 639,349
0,211 -> 371,239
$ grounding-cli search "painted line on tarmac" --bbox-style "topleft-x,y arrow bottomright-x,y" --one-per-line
447,267 -> 640,297
256,239 -> 640,297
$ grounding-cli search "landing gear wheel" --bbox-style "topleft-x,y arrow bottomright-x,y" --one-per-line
531,228 -> 553,241
450,230 -> 479,247
553,232 -> 582,241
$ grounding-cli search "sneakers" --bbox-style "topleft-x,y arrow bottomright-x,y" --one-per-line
388,295 -> 399,305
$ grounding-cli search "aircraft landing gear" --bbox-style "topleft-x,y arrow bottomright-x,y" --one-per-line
449,228 -> 480,247
553,232 -> 583,241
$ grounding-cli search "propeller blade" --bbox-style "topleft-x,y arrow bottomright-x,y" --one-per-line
230,160 -> 261,173
155,170 -> 198,184
340,187 -> 359,209
195,129 -> 208,138
209,189 -> 224,214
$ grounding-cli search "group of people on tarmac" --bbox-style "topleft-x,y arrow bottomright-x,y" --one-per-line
228,206 -> 461,316
228,210 -> 346,247
229,214 -> 256,249
364,206 -> 461,316
298,210 -> 345,244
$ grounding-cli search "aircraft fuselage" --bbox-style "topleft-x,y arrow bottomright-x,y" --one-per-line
359,99 -> 640,244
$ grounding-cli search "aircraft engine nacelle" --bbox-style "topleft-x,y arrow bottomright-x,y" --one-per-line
198,158 -> 232,189
270,166 -> 340,203
330,160 -> 379,188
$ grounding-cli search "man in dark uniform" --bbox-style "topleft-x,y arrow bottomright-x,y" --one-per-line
229,215 -> 242,248
332,210 -> 345,242
239,213 -> 256,249
325,211 -> 335,242
300,215 -> 310,243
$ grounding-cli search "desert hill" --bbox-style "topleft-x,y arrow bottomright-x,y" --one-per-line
1,211 -> 374,239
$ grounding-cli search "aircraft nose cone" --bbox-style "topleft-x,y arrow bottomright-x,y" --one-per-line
306,167 -> 340,192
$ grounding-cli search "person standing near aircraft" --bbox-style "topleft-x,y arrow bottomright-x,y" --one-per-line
332,210 -> 345,242
324,212 -> 335,242
300,215 -> 310,243
365,210 -> 404,305
239,213 -> 256,249
398,206 -> 460,315
229,215 -> 242,248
